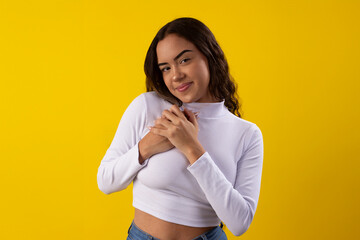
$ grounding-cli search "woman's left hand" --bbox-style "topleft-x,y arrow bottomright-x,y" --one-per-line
149,105 -> 205,164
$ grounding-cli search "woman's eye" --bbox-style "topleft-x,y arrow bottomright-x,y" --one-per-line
180,58 -> 190,64
161,67 -> 170,72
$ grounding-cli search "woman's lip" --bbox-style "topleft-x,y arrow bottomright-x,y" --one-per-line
176,82 -> 192,92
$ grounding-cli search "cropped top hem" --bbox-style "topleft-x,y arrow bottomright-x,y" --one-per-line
133,182 -> 222,227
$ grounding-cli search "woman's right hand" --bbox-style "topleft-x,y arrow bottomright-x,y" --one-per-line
138,118 -> 174,164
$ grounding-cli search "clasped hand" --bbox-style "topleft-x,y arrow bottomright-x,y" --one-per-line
148,105 -> 205,164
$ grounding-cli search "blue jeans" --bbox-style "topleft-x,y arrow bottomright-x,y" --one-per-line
126,220 -> 227,240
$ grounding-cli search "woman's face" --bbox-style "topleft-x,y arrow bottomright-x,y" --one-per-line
156,34 -> 216,103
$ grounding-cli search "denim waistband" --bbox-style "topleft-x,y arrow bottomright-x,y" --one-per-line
127,221 -> 225,240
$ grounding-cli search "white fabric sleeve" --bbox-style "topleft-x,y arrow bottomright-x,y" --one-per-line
97,94 -> 149,195
187,124 -> 264,236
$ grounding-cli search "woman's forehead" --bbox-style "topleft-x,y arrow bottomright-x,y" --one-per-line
156,34 -> 196,60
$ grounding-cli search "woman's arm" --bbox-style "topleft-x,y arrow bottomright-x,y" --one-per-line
97,94 -> 148,194
138,127 -> 174,164
150,105 -> 264,236
97,94 -> 174,194
187,125 -> 264,236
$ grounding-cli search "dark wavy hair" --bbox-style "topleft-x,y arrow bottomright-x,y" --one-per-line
144,17 -> 243,118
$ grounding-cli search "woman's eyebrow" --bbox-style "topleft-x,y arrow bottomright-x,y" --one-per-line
158,49 -> 193,67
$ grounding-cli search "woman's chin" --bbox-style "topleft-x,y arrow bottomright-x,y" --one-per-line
178,96 -> 195,103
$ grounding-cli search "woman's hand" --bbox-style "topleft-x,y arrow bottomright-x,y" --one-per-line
149,105 -> 205,164
138,126 -> 174,164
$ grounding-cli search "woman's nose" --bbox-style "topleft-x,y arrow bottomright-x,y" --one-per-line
172,67 -> 185,81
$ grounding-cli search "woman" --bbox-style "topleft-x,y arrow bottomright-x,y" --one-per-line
97,17 -> 264,240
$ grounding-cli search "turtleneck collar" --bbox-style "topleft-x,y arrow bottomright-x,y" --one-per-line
180,100 -> 228,119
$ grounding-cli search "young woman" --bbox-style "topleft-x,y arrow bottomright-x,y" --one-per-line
97,17 -> 264,240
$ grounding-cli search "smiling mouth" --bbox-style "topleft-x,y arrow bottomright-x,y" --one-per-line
176,82 -> 192,92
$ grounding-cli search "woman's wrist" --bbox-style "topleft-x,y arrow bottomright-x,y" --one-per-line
138,139 -> 150,164
184,143 -> 206,165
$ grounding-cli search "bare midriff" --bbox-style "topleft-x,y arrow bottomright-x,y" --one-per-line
134,208 -> 217,240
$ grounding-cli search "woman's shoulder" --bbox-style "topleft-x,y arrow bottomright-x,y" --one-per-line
140,91 -> 165,102
130,91 -> 172,118
130,91 -> 163,103
227,112 -> 260,128
128,91 -> 166,107
225,113 -> 263,140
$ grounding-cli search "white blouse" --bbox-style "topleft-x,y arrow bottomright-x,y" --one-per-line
97,91 -> 264,236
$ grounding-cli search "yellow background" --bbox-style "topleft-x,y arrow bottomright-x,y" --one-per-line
1,0 -> 359,239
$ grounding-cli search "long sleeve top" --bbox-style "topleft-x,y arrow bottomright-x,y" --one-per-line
97,91 -> 264,236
